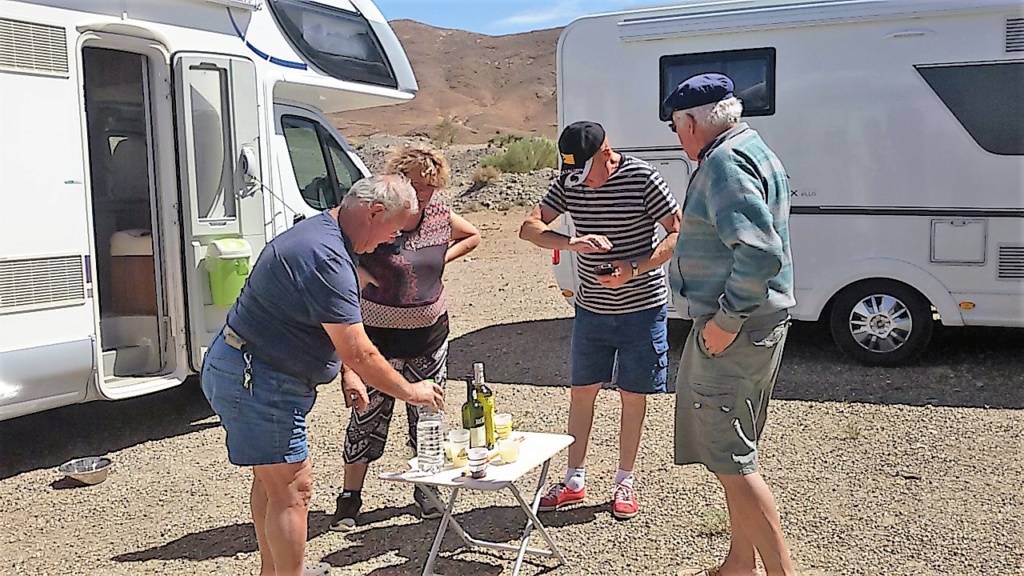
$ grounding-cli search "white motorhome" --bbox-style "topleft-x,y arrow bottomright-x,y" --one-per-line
554,0 -> 1024,365
0,0 -> 416,421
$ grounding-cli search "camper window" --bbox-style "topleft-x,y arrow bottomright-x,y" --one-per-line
659,48 -> 775,120
282,116 -> 361,209
916,62 -> 1024,156
267,0 -> 397,88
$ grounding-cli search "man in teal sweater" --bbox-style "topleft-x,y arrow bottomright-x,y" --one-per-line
666,73 -> 796,576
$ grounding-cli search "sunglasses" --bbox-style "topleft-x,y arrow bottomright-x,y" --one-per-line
668,113 -> 694,133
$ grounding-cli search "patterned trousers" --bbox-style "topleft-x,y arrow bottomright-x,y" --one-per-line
343,341 -> 448,465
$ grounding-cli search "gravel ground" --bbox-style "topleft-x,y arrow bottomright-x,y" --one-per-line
2,208 -> 1023,576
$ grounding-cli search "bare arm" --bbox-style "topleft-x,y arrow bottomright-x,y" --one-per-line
340,365 -> 369,412
445,211 -> 481,263
323,322 -> 444,410
601,210 -> 682,288
518,205 -> 612,253
638,209 -> 681,274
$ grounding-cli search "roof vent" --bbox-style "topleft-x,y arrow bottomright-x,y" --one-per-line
0,17 -> 68,76
1007,18 -> 1024,53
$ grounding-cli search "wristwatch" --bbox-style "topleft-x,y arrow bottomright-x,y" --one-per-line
630,260 -> 639,278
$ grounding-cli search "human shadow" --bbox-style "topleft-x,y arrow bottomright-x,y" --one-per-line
448,318 -> 574,386
112,511 -> 333,563
323,503 -> 603,575
1,378 -> 217,480
449,317 -> 1024,409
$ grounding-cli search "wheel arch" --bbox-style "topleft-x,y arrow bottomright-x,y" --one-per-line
801,258 -> 963,327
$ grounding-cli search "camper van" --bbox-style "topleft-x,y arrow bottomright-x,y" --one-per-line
554,0 -> 1024,365
0,0 -> 416,421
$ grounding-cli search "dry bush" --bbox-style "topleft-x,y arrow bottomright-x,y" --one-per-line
431,117 -> 459,147
471,165 -> 501,186
489,133 -> 520,147
481,137 -> 557,173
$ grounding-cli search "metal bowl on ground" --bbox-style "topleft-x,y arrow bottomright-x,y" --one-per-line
58,456 -> 113,485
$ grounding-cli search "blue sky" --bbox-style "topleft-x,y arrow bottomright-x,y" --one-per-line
373,0 -> 651,35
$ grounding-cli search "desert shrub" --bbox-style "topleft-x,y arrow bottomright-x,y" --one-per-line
431,117 -> 458,147
471,165 -> 501,186
480,137 -> 557,173
489,133 -> 520,147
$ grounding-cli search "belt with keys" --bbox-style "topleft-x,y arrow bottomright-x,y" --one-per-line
223,325 -> 254,394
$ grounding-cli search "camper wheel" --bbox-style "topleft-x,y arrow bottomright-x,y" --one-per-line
829,280 -> 933,366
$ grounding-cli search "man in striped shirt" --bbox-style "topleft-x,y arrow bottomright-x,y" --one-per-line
519,121 -> 681,520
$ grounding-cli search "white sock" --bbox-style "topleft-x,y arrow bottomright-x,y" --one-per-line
563,467 -> 586,491
614,469 -> 634,487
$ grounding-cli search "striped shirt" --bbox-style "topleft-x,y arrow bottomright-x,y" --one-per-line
542,155 -> 679,315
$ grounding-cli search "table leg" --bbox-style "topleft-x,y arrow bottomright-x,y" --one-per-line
420,482 -> 551,557
509,459 -> 567,575
422,486 -> 460,576
419,484 -> 475,549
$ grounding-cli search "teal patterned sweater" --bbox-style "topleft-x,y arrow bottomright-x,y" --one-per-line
668,123 -> 795,333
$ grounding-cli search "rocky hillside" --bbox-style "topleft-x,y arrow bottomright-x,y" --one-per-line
336,20 -> 561,145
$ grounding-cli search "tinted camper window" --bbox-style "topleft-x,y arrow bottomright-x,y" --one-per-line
282,116 -> 362,210
917,62 -> 1024,156
659,48 -> 775,120
268,0 -> 397,88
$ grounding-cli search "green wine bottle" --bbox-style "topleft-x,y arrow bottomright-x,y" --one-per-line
473,363 -> 496,449
460,377 -> 486,448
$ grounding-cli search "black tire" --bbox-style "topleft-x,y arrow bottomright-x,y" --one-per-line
829,280 -> 933,366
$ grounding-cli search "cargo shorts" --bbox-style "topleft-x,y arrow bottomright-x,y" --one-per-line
674,312 -> 789,475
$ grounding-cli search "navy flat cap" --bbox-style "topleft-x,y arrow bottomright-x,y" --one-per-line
660,73 -> 735,120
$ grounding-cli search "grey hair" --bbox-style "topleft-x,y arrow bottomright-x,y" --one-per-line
673,96 -> 743,129
340,174 -> 418,215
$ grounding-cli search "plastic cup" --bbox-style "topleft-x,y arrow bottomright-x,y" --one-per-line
467,447 -> 489,478
494,413 -> 513,439
497,438 -> 520,464
448,429 -> 470,467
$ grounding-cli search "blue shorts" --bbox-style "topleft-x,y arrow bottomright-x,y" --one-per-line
200,332 -> 317,467
570,304 -> 668,394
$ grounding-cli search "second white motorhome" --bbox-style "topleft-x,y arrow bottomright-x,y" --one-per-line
554,0 -> 1024,366
0,0 -> 415,420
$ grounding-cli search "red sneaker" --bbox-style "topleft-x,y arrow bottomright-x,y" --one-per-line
612,482 -> 638,519
539,483 -> 586,511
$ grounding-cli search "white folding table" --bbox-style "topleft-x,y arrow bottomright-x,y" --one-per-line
379,431 -> 573,576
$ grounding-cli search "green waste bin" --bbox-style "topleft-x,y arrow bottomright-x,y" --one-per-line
206,238 -> 252,307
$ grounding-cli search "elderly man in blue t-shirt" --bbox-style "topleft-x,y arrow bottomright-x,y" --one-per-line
201,174 -> 445,576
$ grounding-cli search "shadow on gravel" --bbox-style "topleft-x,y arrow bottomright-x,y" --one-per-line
113,511 -> 334,563
324,503 -> 602,575
0,378 -> 216,480
451,318 -> 1024,410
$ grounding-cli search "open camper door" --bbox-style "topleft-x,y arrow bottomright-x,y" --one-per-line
173,54 -> 266,370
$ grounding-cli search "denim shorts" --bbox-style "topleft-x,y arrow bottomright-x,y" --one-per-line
570,304 -> 668,394
200,331 -> 317,467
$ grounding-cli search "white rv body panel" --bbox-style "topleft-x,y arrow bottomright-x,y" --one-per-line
554,0 -> 1024,364
0,0 -> 414,419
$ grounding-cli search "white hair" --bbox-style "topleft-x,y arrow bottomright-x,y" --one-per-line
341,174 -> 418,215
673,96 -> 744,129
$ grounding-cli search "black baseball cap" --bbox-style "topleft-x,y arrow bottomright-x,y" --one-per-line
558,121 -> 605,187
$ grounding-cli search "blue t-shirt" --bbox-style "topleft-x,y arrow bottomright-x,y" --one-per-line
227,211 -> 361,383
